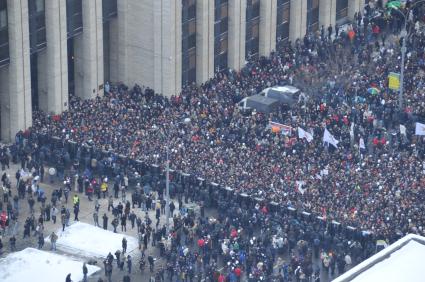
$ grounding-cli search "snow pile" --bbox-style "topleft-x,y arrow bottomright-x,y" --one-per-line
352,240 -> 425,282
53,222 -> 138,257
0,248 -> 100,282
334,234 -> 425,282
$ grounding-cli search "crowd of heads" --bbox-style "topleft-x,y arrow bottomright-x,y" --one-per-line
0,2 -> 424,281
25,3 -> 425,240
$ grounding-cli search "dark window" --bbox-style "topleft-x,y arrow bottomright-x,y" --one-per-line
214,0 -> 228,72
67,0 -> 83,38
102,0 -> 117,22
307,0 -> 319,33
28,0 -> 46,54
182,0 -> 196,85
276,0 -> 290,48
0,0 -> 9,67
245,0 -> 260,59
336,0 -> 348,22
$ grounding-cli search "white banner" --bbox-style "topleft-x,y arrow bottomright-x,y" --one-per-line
415,122 -> 425,136
298,127 -> 314,142
323,128 -> 339,148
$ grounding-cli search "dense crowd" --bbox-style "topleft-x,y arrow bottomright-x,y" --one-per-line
25,3 -> 425,238
1,2 -> 425,281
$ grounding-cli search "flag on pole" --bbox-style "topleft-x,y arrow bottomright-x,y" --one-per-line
297,127 -> 314,142
350,123 -> 355,138
359,137 -> 366,149
269,121 -> 292,135
323,128 -> 339,148
399,124 -> 406,136
296,181 -> 306,194
415,122 -> 425,136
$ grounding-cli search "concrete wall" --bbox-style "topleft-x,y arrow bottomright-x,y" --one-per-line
348,0 -> 365,19
39,0 -> 69,113
115,0 -> 129,84
228,0 -> 246,71
37,50 -> 48,111
108,17 -> 119,83
0,0 -> 32,142
196,0 -> 214,85
290,0 -> 308,42
116,0 -> 181,97
319,0 -> 336,29
74,0 -> 104,99
259,0 -> 277,56
0,66 -> 9,142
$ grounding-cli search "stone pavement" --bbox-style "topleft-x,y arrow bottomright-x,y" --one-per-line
0,162 -> 185,281
0,161 -> 341,282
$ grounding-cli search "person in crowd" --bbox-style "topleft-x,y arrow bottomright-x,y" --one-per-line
0,4 -> 424,281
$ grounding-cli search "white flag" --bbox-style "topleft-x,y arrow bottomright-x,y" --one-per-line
359,137 -> 366,149
400,124 -> 406,136
415,122 -> 425,136
323,128 -> 339,148
350,123 -> 355,138
296,181 -> 306,194
298,127 -> 314,142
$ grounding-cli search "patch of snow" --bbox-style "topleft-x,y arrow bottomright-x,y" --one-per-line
51,222 -> 138,257
0,248 -> 100,282
334,234 -> 425,282
352,240 -> 425,282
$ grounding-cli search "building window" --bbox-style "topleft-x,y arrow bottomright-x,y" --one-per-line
336,0 -> 348,22
182,0 -> 196,85
214,0 -> 228,72
28,0 -> 46,54
66,0 -> 83,38
0,0 -> 8,68
245,0 -> 260,60
102,0 -> 117,22
307,0 -> 319,33
276,0 -> 290,49
0,7 -> 6,29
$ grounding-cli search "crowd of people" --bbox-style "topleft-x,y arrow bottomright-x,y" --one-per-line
27,2 -> 425,237
1,1 -> 425,281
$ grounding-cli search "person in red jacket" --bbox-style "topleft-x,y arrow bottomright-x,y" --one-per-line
0,211 -> 7,229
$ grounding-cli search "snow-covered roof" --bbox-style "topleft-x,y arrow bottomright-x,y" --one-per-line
333,234 -> 425,282
264,85 -> 300,94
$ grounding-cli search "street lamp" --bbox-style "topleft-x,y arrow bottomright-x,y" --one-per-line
388,0 -> 425,111
165,144 -> 170,233
160,118 -> 191,233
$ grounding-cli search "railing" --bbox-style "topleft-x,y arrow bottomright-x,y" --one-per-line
13,132 -> 368,239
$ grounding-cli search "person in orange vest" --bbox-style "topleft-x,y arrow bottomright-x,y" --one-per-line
348,29 -> 356,41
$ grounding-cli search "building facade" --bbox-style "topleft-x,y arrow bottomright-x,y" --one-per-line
0,0 -> 365,142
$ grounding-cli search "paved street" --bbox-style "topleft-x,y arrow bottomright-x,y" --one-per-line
0,161 -> 184,281
0,161 -> 341,282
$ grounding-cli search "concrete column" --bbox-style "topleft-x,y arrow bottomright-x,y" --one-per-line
228,0 -> 246,71
174,1 -> 182,95
38,0 -> 68,113
290,0 -> 307,42
348,0 -> 365,20
74,0 -> 104,99
259,0 -> 277,56
1,0 -> 32,142
114,0 -> 128,84
153,0 -> 181,97
0,67 -> 9,142
37,50 -> 48,110
319,0 -> 336,29
196,0 -> 214,85
108,17 -> 119,83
